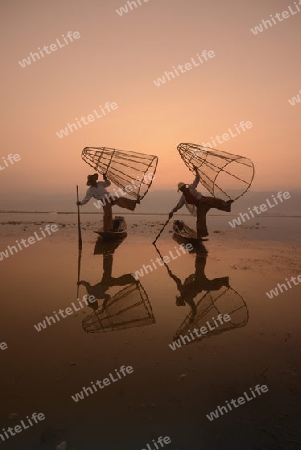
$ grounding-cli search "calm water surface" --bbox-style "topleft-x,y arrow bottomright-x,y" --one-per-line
0,214 -> 300,449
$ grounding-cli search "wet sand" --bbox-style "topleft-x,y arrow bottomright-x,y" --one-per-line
0,213 -> 301,449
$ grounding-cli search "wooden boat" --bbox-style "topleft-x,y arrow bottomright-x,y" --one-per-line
173,220 -> 209,242
94,216 -> 127,239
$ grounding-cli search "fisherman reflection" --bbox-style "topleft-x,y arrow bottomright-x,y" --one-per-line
162,245 -> 229,316
155,242 -> 249,342
79,239 -> 155,333
78,250 -> 135,311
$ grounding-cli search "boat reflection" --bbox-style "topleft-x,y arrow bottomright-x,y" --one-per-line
79,238 -> 155,333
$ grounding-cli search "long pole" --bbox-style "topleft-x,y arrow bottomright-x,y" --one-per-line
76,185 -> 82,251
77,248 -> 82,299
152,212 -> 173,245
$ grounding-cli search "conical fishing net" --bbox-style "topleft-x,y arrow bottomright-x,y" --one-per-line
174,285 -> 249,342
81,147 -> 158,200
82,281 -> 155,333
177,143 -> 254,200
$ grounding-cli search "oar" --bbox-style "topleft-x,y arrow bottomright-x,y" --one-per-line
152,212 -> 173,245
76,185 -> 82,251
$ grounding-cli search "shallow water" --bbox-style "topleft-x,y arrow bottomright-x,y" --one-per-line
0,215 -> 301,449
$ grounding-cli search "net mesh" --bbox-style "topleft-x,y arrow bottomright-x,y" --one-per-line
81,147 -> 158,200
174,285 -> 249,342
82,281 -> 155,333
177,143 -> 254,200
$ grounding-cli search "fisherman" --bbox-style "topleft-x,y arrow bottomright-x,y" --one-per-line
169,166 -> 233,238
77,173 -> 138,232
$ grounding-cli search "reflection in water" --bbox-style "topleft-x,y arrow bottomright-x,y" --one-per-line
154,241 -> 249,343
79,238 -> 155,333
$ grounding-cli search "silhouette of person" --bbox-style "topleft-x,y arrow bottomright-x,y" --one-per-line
169,166 -> 233,238
78,252 -> 136,310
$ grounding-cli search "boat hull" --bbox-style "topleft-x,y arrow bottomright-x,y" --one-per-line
173,220 -> 208,242
94,230 -> 127,239
94,216 -> 127,240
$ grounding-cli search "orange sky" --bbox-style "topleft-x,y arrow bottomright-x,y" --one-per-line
1,0 -> 301,202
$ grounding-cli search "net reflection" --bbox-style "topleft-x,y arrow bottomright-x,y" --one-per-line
79,238 -> 155,333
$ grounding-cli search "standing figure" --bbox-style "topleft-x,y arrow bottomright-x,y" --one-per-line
77,173 -> 139,231
169,167 -> 233,238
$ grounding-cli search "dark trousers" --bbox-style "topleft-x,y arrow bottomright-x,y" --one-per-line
103,197 -> 137,231
196,196 -> 230,237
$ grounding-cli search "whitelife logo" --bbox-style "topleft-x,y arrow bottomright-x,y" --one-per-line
132,244 -> 193,280
169,314 -> 231,351
141,436 -> 172,450
55,102 -> 118,139
116,0 -> 150,16
0,153 -> 21,171
153,50 -> 215,87
199,120 -> 253,148
33,295 -> 97,332
250,1 -> 301,35
0,412 -> 45,444
266,274 -> 301,299
288,89 -> 301,106
18,31 -> 81,68
71,365 -> 134,402
0,224 -> 59,262
206,384 -> 269,421
228,191 -> 291,228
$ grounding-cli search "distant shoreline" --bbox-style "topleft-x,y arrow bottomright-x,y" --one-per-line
0,211 -> 300,218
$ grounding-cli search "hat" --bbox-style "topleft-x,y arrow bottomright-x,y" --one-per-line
177,182 -> 186,191
87,173 -> 98,186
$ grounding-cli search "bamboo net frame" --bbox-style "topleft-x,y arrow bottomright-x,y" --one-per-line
82,281 -> 155,333
177,143 -> 255,201
174,285 -> 249,343
81,147 -> 158,200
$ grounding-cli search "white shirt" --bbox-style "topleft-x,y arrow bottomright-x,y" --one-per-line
81,180 -> 111,205
174,173 -> 202,217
